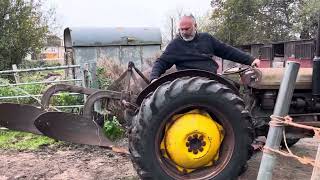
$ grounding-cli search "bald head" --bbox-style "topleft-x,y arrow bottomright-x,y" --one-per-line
178,15 -> 197,41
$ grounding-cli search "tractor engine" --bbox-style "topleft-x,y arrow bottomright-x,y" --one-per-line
258,90 -> 309,113
233,66 -> 320,138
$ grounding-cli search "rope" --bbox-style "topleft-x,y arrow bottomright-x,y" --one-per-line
262,115 -> 320,169
262,146 -> 320,168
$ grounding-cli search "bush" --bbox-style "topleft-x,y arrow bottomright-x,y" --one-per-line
0,78 -> 45,105
51,92 -> 84,113
96,59 -> 126,90
103,116 -> 125,141
96,67 -> 113,90
18,60 -> 61,69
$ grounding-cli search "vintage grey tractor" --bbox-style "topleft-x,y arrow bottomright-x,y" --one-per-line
1,58 -> 320,180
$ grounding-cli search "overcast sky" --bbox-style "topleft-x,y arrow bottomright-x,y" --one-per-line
46,0 -> 212,35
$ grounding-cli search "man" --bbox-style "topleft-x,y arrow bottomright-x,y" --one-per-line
150,15 -> 260,82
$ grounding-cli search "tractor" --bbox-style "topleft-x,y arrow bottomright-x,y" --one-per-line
1,27 -> 319,180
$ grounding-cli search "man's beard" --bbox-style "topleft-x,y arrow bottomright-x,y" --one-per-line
181,30 -> 197,41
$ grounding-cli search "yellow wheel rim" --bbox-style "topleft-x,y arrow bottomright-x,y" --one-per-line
161,109 -> 224,173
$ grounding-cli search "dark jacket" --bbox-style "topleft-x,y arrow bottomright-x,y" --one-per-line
150,32 -> 255,80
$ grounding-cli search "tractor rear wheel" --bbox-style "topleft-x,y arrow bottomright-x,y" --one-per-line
129,77 -> 254,180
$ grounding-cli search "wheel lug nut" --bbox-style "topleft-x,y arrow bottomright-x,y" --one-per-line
199,135 -> 204,141
202,141 -> 206,146
199,147 -> 203,152
188,148 -> 192,152
193,150 -> 198,154
193,134 -> 198,138
188,136 -> 192,141
186,142 -> 190,147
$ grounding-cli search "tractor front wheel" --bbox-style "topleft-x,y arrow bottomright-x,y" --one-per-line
129,77 -> 254,180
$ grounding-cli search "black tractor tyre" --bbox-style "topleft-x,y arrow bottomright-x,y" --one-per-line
281,138 -> 300,148
129,77 -> 254,180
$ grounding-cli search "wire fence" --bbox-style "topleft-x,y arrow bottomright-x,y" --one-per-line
0,63 -> 86,112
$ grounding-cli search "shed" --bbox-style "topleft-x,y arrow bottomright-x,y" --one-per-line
63,27 -> 162,87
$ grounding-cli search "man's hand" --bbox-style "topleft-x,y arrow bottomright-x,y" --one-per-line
251,59 -> 260,67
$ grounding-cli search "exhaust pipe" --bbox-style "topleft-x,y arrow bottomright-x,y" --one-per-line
312,15 -> 320,98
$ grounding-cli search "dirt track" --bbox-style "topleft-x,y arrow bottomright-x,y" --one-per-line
0,138 -> 317,180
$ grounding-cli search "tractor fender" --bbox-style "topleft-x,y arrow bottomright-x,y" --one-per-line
136,69 -> 239,106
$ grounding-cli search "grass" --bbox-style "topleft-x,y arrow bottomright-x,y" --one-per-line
0,130 -> 58,150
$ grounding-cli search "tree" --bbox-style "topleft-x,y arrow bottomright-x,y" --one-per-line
0,0 -> 53,70
297,0 -> 320,39
162,8 -> 186,45
206,0 -> 312,45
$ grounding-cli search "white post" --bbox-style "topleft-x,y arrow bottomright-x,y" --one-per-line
12,64 -> 20,83
311,143 -> 320,180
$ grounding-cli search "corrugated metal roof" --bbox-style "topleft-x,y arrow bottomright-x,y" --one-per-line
64,27 -> 162,48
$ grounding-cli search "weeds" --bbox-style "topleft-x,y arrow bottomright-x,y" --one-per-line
103,116 -> 125,141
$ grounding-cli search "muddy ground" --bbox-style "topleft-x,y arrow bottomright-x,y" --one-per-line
0,138 -> 318,180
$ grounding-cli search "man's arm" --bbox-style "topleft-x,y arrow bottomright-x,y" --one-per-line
149,58 -> 173,81
209,34 -> 255,65
149,42 -> 176,81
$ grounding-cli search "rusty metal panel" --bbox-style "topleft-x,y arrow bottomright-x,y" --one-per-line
285,41 -> 295,59
251,44 -> 263,57
140,46 -> 161,70
72,47 -> 98,87
260,45 -> 272,60
97,46 -> 122,64
259,45 -> 272,68
295,42 -> 314,59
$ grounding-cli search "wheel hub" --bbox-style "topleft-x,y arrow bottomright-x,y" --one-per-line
161,109 -> 224,173
186,134 -> 206,154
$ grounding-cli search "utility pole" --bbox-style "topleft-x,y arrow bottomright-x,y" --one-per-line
316,14 -> 320,58
171,17 -> 174,40
257,62 -> 300,180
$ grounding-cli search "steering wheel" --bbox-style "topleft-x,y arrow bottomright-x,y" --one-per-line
222,65 -> 251,75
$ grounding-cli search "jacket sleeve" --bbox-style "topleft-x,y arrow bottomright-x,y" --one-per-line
149,42 -> 175,80
210,35 -> 255,65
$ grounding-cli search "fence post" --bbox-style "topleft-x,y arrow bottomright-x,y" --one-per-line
82,63 -> 89,102
12,64 -> 20,83
257,62 -> 300,180
311,143 -> 320,180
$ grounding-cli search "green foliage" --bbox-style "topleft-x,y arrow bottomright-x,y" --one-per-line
103,116 -> 125,141
0,77 -> 45,104
206,0 -> 320,45
0,0 -> 53,71
51,92 -> 84,113
96,67 -> 112,90
18,60 -> 61,69
0,130 -> 57,150
0,69 -> 82,106
51,93 -> 83,106
297,0 -> 320,39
